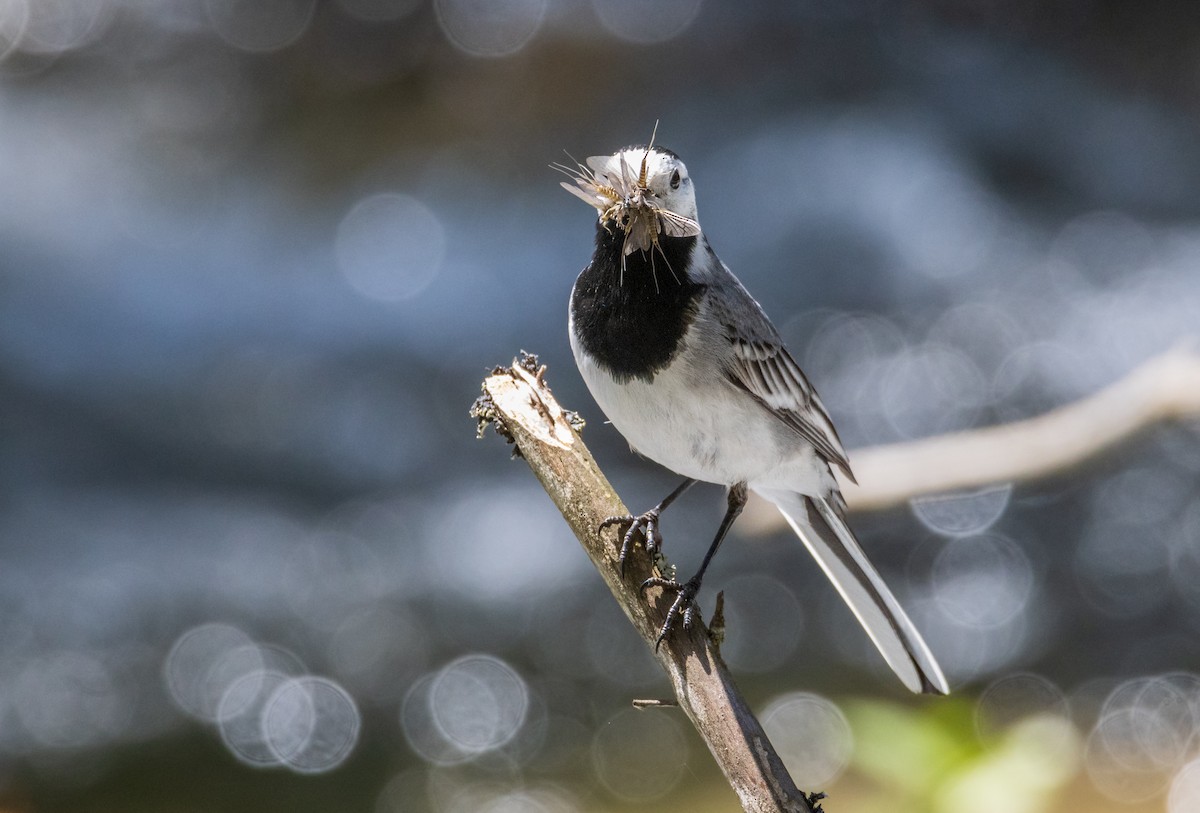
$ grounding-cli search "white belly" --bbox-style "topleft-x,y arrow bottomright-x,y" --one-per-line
571,324 -> 829,495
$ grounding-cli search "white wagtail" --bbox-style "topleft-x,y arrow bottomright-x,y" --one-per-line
558,137 -> 949,694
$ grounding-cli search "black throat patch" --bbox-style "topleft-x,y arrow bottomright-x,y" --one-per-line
571,225 -> 705,383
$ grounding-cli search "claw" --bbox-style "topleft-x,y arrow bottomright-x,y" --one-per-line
599,508 -> 664,576
640,576 -> 700,650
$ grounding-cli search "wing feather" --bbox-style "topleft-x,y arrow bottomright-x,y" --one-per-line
756,487 -> 948,694
560,181 -> 606,210
725,335 -> 856,482
584,155 -> 610,174
657,209 -> 702,238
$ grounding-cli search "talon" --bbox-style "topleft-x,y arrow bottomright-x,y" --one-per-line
598,515 -> 629,531
639,576 -> 672,594
599,508 -> 663,576
640,577 -> 701,650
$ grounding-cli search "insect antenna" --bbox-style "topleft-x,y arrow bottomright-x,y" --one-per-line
563,148 -> 588,171
549,161 -> 583,181
639,119 -> 660,190
653,237 -> 682,286
566,150 -> 598,181
618,150 -> 637,196
647,243 -> 661,294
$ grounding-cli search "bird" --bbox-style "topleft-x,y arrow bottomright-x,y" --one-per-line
558,136 -> 949,695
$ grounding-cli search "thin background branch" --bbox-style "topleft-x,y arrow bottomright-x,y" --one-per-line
741,343 -> 1200,531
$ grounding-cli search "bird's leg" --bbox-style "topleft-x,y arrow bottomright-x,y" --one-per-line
600,477 -> 696,576
642,482 -> 747,650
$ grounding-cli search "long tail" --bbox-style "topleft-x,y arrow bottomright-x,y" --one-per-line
755,487 -> 949,695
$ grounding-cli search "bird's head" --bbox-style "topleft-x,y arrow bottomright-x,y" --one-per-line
556,134 -> 701,257
591,145 -> 699,225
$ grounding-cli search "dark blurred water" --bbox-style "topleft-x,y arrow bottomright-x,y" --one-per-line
3,2 -> 1200,811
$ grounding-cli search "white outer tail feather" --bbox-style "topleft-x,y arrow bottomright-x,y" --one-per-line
754,487 -> 949,695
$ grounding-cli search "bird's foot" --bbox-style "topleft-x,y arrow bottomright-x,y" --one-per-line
599,508 -> 664,576
640,576 -> 700,651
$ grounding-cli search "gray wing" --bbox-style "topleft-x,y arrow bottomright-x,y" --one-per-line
725,333 -> 856,482
704,264 -> 855,482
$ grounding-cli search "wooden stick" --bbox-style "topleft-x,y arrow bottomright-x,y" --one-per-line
473,356 -> 814,813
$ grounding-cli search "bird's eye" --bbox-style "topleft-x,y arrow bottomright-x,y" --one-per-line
670,169 -> 681,189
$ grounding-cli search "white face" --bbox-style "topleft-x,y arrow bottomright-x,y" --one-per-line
593,146 -> 699,223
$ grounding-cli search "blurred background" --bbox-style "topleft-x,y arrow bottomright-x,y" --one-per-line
3,1 -> 1200,811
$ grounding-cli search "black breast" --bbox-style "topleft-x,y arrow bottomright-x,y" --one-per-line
570,225 -> 705,383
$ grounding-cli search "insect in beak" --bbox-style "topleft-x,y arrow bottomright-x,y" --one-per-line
637,120 -> 659,192
553,121 -> 700,262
